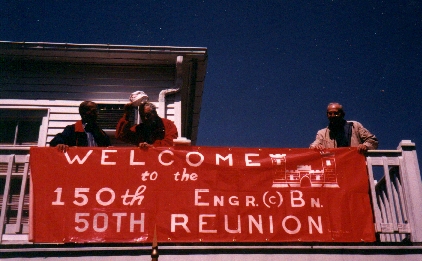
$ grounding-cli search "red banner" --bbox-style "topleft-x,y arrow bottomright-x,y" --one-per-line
30,147 -> 375,243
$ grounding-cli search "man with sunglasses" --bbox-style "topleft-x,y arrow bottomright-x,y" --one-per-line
309,102 -> 378,153
50,101 -> 111,152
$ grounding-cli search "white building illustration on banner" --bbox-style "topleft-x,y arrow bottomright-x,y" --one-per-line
270,153 -> 339,188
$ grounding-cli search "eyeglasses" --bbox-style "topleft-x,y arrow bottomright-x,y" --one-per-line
327,111 -> 341,116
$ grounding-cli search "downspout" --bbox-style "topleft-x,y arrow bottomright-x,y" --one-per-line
158,88 -> 179,118
158,55 -> 190,145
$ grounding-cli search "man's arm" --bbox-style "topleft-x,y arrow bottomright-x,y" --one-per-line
356,122 -> 378,150
115,117 -> 140,145
50,125 -> 75,147
49,125 -> 76,152
309,130 -> 325,150
115,103 -> 140,145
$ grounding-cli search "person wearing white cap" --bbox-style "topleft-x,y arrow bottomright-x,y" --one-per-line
115,92 -> 178,148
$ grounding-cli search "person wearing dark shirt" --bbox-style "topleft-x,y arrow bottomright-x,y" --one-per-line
309,102 -> 378,153
50,101 -> 111,152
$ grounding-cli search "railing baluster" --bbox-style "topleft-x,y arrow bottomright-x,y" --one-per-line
366,157 -> 382,233
0,155 -> 15,243
396,159 -> 410,235
382,156 -> 399,235
378,190 -> 387,242
15,155 -> 30,234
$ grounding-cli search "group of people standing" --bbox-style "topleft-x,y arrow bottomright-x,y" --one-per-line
50,101 -> 178,152
51,100 -> 378,153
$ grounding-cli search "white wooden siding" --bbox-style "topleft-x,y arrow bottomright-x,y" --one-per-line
0,99 -> 179,146
0,63 -> 176,101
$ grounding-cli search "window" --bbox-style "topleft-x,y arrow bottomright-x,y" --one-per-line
0,109 -> 48,147
97,104 -> 136,129
96,104 -> 138,147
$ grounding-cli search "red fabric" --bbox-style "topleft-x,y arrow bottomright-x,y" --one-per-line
74,120 -> 85,132
30,147 -> 376,243
115,117 -> 178,146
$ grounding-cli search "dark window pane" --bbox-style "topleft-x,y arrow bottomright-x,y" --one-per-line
16,120 -> 42,145
97,104 -> 136,129
0,120 -> 17,144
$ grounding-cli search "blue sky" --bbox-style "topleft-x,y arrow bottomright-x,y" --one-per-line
2,1 -> 421,158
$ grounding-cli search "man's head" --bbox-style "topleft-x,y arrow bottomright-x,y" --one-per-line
79,101 -> 98,124
139,102 -> 158,123
326,102 -> 345,126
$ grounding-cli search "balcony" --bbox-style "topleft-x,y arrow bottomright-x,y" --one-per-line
1,140 -> 422,260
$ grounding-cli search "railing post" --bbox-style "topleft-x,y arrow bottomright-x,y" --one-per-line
0,155 -> 15,243
151,225 -> 159,261
398,140 -> 422,243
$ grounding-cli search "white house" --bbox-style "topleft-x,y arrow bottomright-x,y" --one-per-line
1,41 -> 422,261
0,41 -> 208,149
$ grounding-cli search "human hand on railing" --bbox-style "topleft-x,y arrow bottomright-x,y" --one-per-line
56,144 -> 69,153
312,144 -> 325,150
357,144 -> 368,154
138,142 -> 152,149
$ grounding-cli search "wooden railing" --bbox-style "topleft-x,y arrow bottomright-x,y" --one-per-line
0,140 -> 421,245
0,153 -> 30,243
366,140 -> 422,243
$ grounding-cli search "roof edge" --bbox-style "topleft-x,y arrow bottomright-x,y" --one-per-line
0,41 -> 207,55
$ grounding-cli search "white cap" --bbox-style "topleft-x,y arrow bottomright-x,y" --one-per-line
129,91 -> 149,107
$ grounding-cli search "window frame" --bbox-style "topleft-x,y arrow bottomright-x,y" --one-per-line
0,108 -> 49,149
